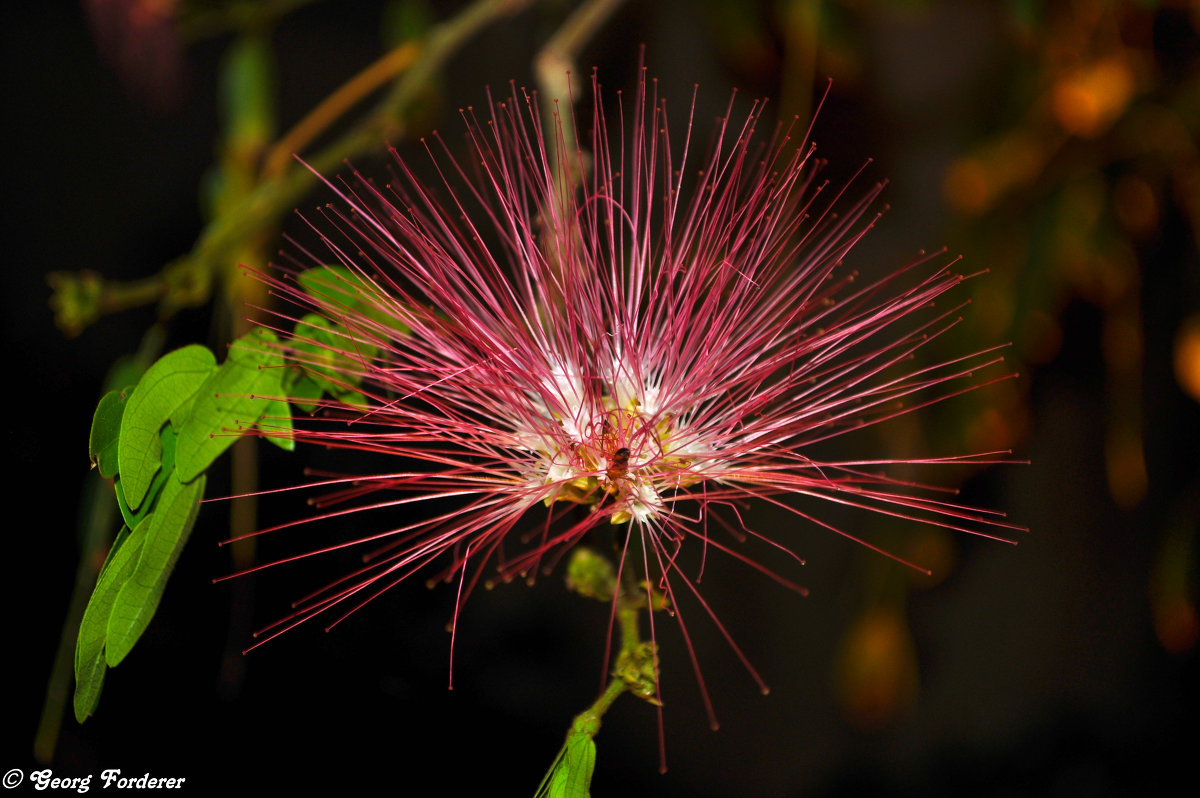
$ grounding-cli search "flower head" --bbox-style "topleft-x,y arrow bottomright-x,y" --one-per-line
243,69 -> 1019,694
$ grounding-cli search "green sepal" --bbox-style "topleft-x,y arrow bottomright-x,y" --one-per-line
566,547 -> 617,602
74,518 -> 148,722
118,345 -> 216,510
105,472 -> 206,667
175,329 -> 283,483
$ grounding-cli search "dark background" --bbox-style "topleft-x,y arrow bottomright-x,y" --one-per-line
5,1 -> 1197,795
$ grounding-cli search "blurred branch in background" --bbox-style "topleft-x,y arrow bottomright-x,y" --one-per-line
535,0 -> 627,191
49,0 -> 532,339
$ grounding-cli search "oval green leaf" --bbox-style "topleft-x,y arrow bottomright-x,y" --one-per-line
290,314 -> 375,410
105,473 -> 206,667
299,265 -> 409,335
298,265 -> 373,312
292,313 -> 374,382
175,329 -> 283,483
74,519 -> 147,721
89,387 -> 131,478
113,426 -> 179,529
118,346 -> 216,510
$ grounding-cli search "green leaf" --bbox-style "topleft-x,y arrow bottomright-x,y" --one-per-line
102,354 -> 148,396
118,346 -> 216,510
294,313 -> 376,375
169,390 -> 199,431
113,427 -> 179,529
74,518 -> 148,722
298,265 -> 372,313
89,387 -> 131,478
290,314 -> 374,408
73,642 -> 107,724
298,265 -> 407,333
284,368 -> 325,414
175,329 -> 283,483
260,398 -> 295,451
332,388 -> 369,411
546,732 -> 595,798
113,477 -> 143,530
95,525 -> 132,585
105,473 -> 206,667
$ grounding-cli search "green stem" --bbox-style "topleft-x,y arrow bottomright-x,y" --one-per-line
572,674 -> 628,739
537,541 -> 659,795
535,0 -> 628,201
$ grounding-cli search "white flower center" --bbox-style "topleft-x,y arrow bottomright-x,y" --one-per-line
512,358 -> 700,523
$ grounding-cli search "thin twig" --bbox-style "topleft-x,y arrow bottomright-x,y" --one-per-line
534,0 -> 628,185
262,42 -> 421,178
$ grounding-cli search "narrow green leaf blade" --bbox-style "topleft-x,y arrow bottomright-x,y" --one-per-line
118,346 -> 216,510
105,473 -> 206,667
175,329 -> 283,483
74,520 -> 147,721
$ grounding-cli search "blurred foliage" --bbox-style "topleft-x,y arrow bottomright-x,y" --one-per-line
937,0 -> 1200,657
835,606 -> 920,731
942,0 -> 1198,483
684,0 -> 1200,727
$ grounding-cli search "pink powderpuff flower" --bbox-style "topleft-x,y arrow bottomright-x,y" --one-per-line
237,68 -> 1021,719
